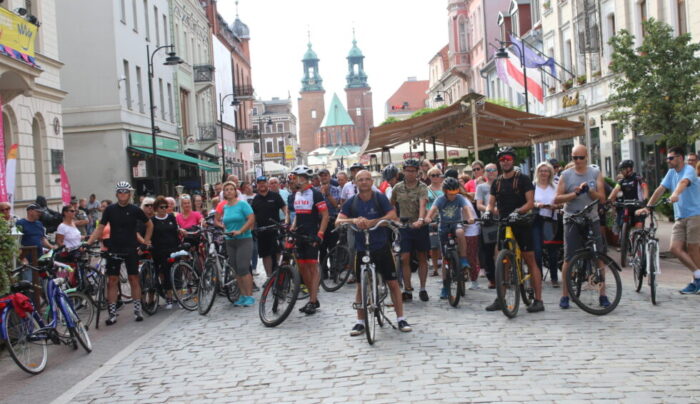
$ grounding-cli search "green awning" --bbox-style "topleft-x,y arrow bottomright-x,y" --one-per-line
129,147 -> 220,172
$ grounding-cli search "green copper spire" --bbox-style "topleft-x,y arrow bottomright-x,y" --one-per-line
301,33 -> 323,92
321,93 -> 354,127
346,30 -> 368,89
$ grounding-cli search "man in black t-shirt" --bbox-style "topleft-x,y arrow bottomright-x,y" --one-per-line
483,147 -> 544,313
607,160 -> 648,229
251,176 -> 288,277
87,181 -> 153,326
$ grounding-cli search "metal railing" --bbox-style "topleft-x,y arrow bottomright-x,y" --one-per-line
234,85 -> 254,98
198,124 -> 218,141
235,128 -> 260,141
194,65 -> 215,82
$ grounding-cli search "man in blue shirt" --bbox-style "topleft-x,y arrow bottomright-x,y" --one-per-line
639,146 -> 700,294
337,170 -> 412,335
16,204 -> 56,281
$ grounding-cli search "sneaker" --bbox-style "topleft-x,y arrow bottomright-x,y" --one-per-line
350,323 -> 365,336
439,287 -> 448,299
559,296 -> 570,309
313,300 -> 320,310
551,280 -> 560,288
299,301 -> 317,315
431,270 -> 439,277
485,299 -> 502,311
252,282 -> 260,292
105,315 -> 118,326
241,296 -> 255,307
599,296 -> 611,308
402,291 -> 413,302
469,281 -> 480,290
164,303 -> 173,310
419,290 -> 429,302
527,299 -> 545,313
233,296 -> 247,307
488,281 -> 496,289
680,279 -> 700,294
398,320 -> 412,332
134,311 -> 143,322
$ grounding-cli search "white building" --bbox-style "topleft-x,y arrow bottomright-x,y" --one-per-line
251,97 -> 299,170
0,1 -> 66,206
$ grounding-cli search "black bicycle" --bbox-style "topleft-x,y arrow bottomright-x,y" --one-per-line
430,222 -> 469,308
629,200 -> 665,305
565,200 -> 622,315
321,224 -> 352,292
614,199 -> 646,267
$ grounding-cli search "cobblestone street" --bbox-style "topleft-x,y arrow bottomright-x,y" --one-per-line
46,269 -> 700,404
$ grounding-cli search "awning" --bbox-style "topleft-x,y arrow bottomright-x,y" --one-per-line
129,147 -> 220,172
362,93 -> 585,154
246,161 -> 288,175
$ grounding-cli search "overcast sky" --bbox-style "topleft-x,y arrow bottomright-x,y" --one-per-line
217,0 -> 447,125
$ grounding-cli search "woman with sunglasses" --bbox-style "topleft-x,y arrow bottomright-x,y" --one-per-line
150,196 -> 180,309
193,194 -> 207,217
136,197 -> 155,245
464,160 -> 485,199
55,205 -> 84,267
426,166 -> 444,277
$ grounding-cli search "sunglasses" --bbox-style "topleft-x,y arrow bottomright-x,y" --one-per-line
666,155 -> 677,161
158,205 -> 168,209
472,167 -> 482,171
499,156 -> 514,162
445,189 -> 460,195
572,156 -> 586,161
485,168 -> 497,172
0,208 -> 10,212
67,209 -> 76,213
429,174 -> 442,178
144,204 -> 153,207
117,189 -> 131,194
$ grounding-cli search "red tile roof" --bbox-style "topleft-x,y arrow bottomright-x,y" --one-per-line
386,80 -> 429,112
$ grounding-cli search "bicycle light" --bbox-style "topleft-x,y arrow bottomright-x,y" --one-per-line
362,256 -> 370,263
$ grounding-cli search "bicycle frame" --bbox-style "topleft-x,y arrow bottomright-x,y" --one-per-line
499,223 -> 529,286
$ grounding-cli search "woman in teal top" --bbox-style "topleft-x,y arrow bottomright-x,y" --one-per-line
215,181 -> 256,307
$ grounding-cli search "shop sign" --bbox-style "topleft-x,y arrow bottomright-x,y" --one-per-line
130,132 -> 179,151
133,160 -> 147,178
402,152 -> 422,159
264,152 -> 283,159
285,145 -> 295,160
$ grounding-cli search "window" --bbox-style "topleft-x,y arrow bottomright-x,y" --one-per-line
678,0 -> 687,35
135,66 -> 144,113
132,0 -> 138,32
158,79 -> 165,120
511,10 -> 520,36
253,125 -> 259,132
265,139 -> 273,153
163,15 -> 168,45
120,0 -> 126,23
531,0 -> 541,23
266,124 -> 273,134
167,83 -> 174,122
276,123 -> 284,133
278,139 -> 285,153
154,6 -> 159,46
311,110 -> 317,119
252,107 -> 258,115
123,60 -> 132,110
640,0 -> 647,37
458,18 -> 467,52
143,0 -> 149,41
356,108 -> 361,116
50,150 -> 64,174
253,142 -> 260,154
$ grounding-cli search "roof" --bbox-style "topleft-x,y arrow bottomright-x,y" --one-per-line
348,39 -> 364,58
386,80 -> 429,112
231,17 -> 250,39
303,43 -> 319,61
321,93 -> 355,127
363,93 -> 585,153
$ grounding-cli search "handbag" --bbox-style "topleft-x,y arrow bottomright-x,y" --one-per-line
481,222 -> 499,244
543,210 -> 562,243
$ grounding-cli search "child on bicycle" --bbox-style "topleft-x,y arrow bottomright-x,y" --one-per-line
425,177 -> 475,299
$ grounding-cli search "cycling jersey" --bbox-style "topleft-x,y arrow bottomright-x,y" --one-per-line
293,186 -> 327,235
617,172 -> 645,201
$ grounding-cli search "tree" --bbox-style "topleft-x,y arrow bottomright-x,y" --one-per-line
379,116 -> 400,126
487,98 -> 525,111
607,18 -> 700,147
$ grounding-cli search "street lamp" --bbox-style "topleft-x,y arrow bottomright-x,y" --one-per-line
434,90 -> 450,104
258,117 -> 273,176
147,44 -> 182,195
219,93 -> 238,180
495,41 -> 529,113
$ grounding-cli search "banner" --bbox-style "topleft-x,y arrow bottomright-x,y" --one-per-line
5,144 -> 18,216
496,49 -> 544,105
0,99 -> 5,202
59,165 -> 71,206
285,145 -> 295,161
0,8 -> 37,57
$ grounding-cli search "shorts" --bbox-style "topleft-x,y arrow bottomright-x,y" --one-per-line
296,239 -> 319,263
502,224 -> 534,252
256,230 -> 279,258
105,250 -> 139,277
355,244 -> 398,281
438,223 -> 465,245
564,220 -> 607,261
225,238 -> 254,276
399,226 -> 430,254
671,215 -> 700,244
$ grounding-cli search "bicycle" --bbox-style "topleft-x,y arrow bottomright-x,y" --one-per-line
629,200 -> 665,305
321,224 -> 352,292
138,247 -> 161,315
169,242 -> 199,311
93,251 -> 134,328
339,220 -> 399,345
197,227 -> 240,315
565,200 -> 622,315
614,199 -> 646,268
482,214 -> 535,319
429,221 -> 470,307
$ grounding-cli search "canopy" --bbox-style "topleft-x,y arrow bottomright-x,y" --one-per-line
129,147 -> 220,172
362,93 -> 585,155
246,161 -> 288,175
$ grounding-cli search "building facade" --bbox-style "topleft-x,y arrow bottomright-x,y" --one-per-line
385,78 -> 429,121
344,36 -> 373,146
1,0 -> 66,206
297,41 -> 326,153
251,97 -> 299,171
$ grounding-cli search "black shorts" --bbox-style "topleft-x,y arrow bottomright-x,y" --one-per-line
504,224 -> 534,252
355,244 -> 398,281
256,230 -> 279,258
105,250 -> 139,277
296,239 -> 319,263
399,226 -> 430,253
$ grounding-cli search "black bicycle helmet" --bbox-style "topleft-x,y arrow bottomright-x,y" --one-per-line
382,164 -> 399,181
617,159 -> 634,170
497,146 -> 517,159
442,177 -> 460,192
403,158 -> 420,169
349,162 -> 366,171
444,168 -> 459,179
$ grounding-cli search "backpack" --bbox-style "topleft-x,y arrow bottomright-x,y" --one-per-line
349,191 -> 384,219
494,171 -> 521,194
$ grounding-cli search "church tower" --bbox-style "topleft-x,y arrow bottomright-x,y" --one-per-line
298,38 -> 326,153
344,31 -> 373,146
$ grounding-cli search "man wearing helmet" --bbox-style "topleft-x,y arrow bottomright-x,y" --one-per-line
483,147 -> 545,313
87,182 -> 153,325
607,160 -> 649,232
424,177 -> 476,299
290,165 -> 329,314
391,158 -> 431,302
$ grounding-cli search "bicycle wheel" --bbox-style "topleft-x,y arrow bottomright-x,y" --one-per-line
224,263 -> 241,304
495,249 -> 520,318
67,291 -> 95,331
648,241 -> 658,305
620,222 -> 630,267
362,269 -> 377,345
375,272 -> 387,327
259,265 -> 300,327
321,245 -> 352,292
140,261 -> 159,315
632,237 -> 645,292
171,261 -> 199,311
119,264 -> 132,302
566,251 -> 622,315
446,250 -> 461,308
59,295 -> 92,353
2,310 -> 48,375
94,272 -> 106,329
519,258 -> 533,307
197,259 -> 218,315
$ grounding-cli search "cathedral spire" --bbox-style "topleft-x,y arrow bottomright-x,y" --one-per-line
346,30 -> 368,89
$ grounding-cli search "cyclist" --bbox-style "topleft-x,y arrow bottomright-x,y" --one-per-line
290,165 -> 329,314
337,170 -> 412,334
607,159 -> 649,232
554,145 -> 608,309
482,146 -> 544,313
86,181 -> 153,325
251,176 -> 288,277
424,177 -> 475,299
381,164 -> 399,200
315,169 -> 341,279
390,158 -> 431,302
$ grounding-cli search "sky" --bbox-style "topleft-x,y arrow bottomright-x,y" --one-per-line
217,0 -> 447,126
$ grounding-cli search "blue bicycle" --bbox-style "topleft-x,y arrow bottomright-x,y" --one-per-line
1,250 -> 93,375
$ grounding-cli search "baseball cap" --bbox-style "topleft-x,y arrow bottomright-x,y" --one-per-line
26,203 -> 41,211
318,168 -> 330,175
549,158 -> 560,166
256,175 -> 268,182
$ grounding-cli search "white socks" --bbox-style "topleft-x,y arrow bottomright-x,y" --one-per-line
694,270 -> 700,279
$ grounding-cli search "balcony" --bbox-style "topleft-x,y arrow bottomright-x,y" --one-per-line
194,65 -> 215,82
198,124 -> 218,141
234,85 -> 254,100
235,128 -> 260,142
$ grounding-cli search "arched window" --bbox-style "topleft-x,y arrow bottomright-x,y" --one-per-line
458,17 -> 468,53
32,115 -> 46,197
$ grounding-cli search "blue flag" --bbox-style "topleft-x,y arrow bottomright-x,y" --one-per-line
509,34 -> 557,78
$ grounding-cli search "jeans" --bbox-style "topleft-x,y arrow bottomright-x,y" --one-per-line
478,238 -> 496,282
532,215 -> 560,281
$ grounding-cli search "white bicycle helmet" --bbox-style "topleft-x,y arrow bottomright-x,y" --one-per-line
115,181 -> 133,192
291,165 -> 313,177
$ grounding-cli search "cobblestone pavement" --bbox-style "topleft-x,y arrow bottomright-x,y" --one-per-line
60,269 -> 699,404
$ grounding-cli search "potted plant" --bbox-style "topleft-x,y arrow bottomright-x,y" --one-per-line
577,75 -> 587,85
544,1 -> 551,10
0,218 -> 19,296
548,86 -> 557,94
563,79 -> 573,90
592,70 -> 602,79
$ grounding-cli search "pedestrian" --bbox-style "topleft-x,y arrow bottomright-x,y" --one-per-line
215,181 -> 256,306
337,171 -> 349,191
86,193 -> 101,234
420,160 -> 433,185
426,166 -> 444,276
176,194 -> 203,230
316,168 -> 341,278
687,152 -> 697,168
251,176 -> 287,277
476,163 -> 498,288
136,197 -> 155,246
465,160 -> 485,198
55,205 -> 83,251
165,197 -> 177,214
381,164 -> 399,201
532,161 -> 562,288
17,204 -> 56,281
71,197 -> 89,236
269,177 -> 289,222
149,196 -> 179,308
193,193 -> 207,217
637,146 -> 700,294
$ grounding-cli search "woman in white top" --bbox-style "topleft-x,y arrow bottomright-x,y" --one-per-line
56,205 -> 83,251
533,162 -> 562,287
426,166 -> 444,276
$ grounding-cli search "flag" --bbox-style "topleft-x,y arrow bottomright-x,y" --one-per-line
509,34 -> 557,77
5,144 -> 18,216
59,165 -> 72,206
0,99 -> 6,203
496,49 -> 545,105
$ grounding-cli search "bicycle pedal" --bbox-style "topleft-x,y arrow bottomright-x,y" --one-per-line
352,303 -> 362,310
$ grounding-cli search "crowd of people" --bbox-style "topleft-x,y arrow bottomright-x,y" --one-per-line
6,145 -> 700,333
